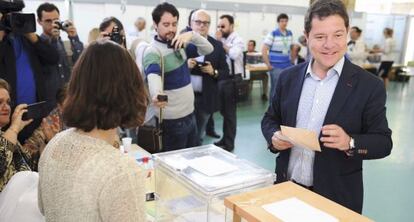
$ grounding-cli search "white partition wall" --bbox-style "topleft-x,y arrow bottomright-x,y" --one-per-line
22,0 -> 410,63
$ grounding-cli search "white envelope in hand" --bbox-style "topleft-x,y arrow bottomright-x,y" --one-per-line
280,125 -> 321,152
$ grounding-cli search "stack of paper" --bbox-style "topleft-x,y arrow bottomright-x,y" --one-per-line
187,156 -> 238,177
262,197 -> 338,222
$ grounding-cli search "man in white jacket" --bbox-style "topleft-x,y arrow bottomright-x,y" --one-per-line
347,26 -> 366,67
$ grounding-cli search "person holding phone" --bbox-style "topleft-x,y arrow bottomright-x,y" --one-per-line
143,3 -> 213,151
0,79 -> 36,191
186,9 -> 229,146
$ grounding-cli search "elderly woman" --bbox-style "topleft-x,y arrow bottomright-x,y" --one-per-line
38,40 -> 148,221
0,79 -> 34,191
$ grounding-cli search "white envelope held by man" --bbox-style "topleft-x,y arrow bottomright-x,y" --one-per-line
277,125 -> 321,152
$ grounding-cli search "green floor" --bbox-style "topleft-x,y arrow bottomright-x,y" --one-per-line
203,79 -> 414,221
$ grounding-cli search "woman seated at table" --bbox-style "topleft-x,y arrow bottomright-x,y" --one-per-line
38,39 -> 148,221
0,79 -> 36,192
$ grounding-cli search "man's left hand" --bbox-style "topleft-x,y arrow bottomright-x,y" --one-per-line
64,20 -> 77,37
320,124 -> 351,151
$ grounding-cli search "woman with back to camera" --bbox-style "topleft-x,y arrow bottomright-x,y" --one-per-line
38,39 -> 148,221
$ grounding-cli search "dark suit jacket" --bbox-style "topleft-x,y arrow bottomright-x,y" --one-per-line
0,34 -> 59,104
296,55 -> 305,65
261,58 -> 392,213
0,34 -> 59,143
186,36 -> 229,114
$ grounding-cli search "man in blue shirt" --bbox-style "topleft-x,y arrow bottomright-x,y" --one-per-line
262,13 -> 293,101
261,0 -> 392,213
1,10 -> 59,143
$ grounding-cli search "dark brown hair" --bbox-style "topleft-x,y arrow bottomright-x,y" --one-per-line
304,0 -> 349,34
384,28 -> 393,37
220,14 -> 234,25
63,40 -> 148,132
37,2 -> 60,21
0,79 -> 10,92
351,26 -> 362,34
152,2 -> 179,25
277,13 -> 289,23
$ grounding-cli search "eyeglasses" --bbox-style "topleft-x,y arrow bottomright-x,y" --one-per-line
217,25 -> 225,29
193,20 -> 210,26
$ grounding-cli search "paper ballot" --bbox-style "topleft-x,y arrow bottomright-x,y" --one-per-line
280,125 -> 321,152
262,197 -> 339,222
188,156 -> 238,177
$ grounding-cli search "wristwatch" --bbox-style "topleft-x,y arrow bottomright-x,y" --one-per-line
349,137 -> 355,150
213,69 -> 219,78
345,137 -> 356,156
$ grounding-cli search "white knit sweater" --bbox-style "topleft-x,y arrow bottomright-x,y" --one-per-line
38,128 -> 145,222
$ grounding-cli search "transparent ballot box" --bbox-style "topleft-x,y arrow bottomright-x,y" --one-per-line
153,145 -> 275,222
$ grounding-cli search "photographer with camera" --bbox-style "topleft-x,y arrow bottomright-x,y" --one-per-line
0,0 -> 59,144
36,3 -> 84,110
99,16 -> 126,48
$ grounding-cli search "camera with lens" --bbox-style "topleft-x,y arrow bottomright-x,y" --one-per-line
54,20 -> 70,31
104,25 -> 124,45
0,0 -> 36,34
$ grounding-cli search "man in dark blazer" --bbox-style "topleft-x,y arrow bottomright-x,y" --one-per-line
261,0 -> 392,214
186,9 -> 230,145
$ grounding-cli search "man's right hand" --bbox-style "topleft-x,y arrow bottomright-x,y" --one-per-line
271,131 -> 293,151
152,94 -> 168,109
51,21 -> 60,39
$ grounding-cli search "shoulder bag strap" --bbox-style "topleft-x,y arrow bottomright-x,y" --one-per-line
151,47 -> 165,151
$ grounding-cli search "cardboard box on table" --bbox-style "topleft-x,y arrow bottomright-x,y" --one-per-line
224,181 -> 373,222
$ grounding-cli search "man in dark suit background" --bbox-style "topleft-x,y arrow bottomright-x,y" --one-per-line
186,9 -> 229,145
290,43 -> 305,65
261,0 -> 392,214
